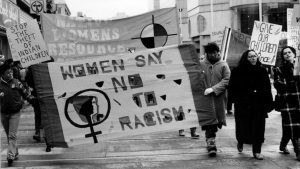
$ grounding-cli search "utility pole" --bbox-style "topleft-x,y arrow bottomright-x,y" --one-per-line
259,0 -> 263,22
210,0 -> 214,37
179,8 -> 183,44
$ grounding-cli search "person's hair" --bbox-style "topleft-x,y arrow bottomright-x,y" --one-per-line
204,42 -> 220,54
4,58 -> 13,66
12,61 -> 21,67
238,49 -> 261,66
281,46 -> 296,62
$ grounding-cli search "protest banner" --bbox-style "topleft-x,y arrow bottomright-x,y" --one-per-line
31,44 -> 204,147
291,4 -> 300,27
294,56 -> 300,76
41,7 -> 180,62
290,6 -> 300,76
211,29 -> 224,49
287,8 -> 300,55
221,27 -> 251,67
6,19 -> 51,67
249,21 -> 282,66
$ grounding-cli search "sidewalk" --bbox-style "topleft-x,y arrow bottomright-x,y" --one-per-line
1,106 -> 300,168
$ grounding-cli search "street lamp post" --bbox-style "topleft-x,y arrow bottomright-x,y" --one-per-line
210,0 -> 214,38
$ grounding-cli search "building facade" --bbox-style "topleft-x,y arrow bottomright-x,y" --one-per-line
56,1 -> 71,16
152,0 -> 190,43
188,0 -> 297,55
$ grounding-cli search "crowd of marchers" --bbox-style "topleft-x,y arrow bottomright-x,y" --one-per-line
176,42 -> 299,161
0,43 -> 300,167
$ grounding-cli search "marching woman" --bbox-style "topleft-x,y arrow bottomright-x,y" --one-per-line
0,62 -> 34,166
228,50 -> 273,160
273,46 -> 300,161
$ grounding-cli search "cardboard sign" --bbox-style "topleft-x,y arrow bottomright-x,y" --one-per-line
6,19 -> 51,67
249,21 -> 282,66
287,8 -> 300,55
221,27 -> 251,67
291,4 -> 300,27
32,45 -> 201,147
211,29 -> 224,49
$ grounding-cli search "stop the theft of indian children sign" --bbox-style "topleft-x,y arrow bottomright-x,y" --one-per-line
6,19 -> 51,67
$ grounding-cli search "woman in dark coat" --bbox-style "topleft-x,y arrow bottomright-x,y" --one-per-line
273,46 -> 300,161
228,49 -> 273,160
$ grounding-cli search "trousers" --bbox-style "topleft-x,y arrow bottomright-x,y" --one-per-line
1,112 -> 20,160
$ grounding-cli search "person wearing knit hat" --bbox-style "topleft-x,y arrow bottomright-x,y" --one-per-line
0,62 -> 11,75
0,62 -> 34,166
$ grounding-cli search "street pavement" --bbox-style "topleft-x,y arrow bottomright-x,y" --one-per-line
1,103 -> 300,169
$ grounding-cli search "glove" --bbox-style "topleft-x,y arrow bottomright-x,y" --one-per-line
27,95 -> 35,104
217,123 -> 223,129
204,88 -> 214,95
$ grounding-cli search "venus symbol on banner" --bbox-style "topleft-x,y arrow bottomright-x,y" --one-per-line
64,89 -> 111,143
132,15 -> 178,48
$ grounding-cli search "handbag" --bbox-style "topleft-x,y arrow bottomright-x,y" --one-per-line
274,95 -> 285,111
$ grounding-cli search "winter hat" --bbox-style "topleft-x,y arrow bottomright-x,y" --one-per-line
0,62 -> 11,75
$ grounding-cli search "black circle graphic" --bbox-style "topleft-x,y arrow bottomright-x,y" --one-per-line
131,15 -> 178,49
140,23 -> 168,49
64,88 -> 111,128
31,1 -> 43,13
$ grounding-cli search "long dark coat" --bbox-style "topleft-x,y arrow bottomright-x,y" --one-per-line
228,63 -> 273,144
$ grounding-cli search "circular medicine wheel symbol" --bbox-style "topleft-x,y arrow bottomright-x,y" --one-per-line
132,15 -> 177,49
140,23 -> 168,48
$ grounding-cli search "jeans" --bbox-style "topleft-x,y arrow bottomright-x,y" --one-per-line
1,112 -> 20,160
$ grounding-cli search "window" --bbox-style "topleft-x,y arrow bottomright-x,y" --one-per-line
57,7 -> 61,14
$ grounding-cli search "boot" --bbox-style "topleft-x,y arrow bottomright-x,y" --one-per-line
7,158 -> 13,167
190,128 -> 199,138
280,138 -> 290,154
206,137 -> 217,157
279,145 -> 290,154
44,137 -> 53,152
179,130 -> 185,136
33,131 -> 41,142
292,138 -> 300,161
237,142 -> 243,152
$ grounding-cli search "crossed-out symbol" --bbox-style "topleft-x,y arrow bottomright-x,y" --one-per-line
31,1 -> 43,13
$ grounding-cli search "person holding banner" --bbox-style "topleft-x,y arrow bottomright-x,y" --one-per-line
199,42 -> 231,157
228,50 -> 273,160
273,46 -> 300,161
0,62 -> 34,166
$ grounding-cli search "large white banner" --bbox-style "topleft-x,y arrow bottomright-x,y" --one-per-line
249,21 -> 282,66
34,45 -> 200,146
